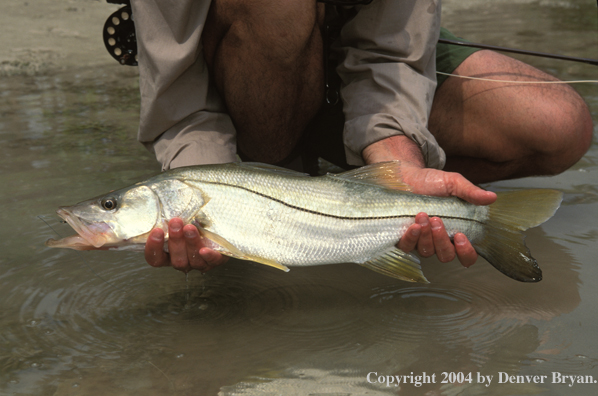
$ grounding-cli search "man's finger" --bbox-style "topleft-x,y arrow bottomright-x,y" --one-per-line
430,217 -> 456,263
183,224 -> 209,271
398,223 -> 421,253
454,233 -> 478,268
445,172 -> 497,205
145,228 -> 169,267
415,213 -> 435,258
200,247 -> 229,268
168,218 -> 189,271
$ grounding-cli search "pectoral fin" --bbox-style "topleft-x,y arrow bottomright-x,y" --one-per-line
361,248 -> 429,283
198,227 -> 290,272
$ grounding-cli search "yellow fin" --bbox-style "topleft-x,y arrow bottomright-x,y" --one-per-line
245,256 -> 290,272
472,189 -> 562,282
473,226 -> 542,282
198,227 -> 290,272
329,161 -> 412,192
489,189 -> 563,230
360,248 -> 429,283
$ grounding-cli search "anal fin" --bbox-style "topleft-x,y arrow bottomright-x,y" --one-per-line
360,248 -> 429,283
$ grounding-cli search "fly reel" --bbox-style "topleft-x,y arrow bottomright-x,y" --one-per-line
101,0 -> 372,67
103,4 -> 137,66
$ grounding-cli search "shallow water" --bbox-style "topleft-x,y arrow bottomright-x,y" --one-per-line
1,0 -> 597,395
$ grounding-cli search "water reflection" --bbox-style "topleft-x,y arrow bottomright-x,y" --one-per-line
1,226 -> 582,394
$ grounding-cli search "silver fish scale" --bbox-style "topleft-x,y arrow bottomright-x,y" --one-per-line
177,165 -> 406,218
175,164 -> 489,266
198,182 -> 414,266
181,165 -> 468,217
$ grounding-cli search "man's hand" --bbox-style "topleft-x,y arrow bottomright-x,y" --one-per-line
363,135 -> 497,268
144,218 -> 228,273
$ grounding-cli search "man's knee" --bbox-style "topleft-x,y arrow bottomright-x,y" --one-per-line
438,50 -> 593,176
203,0 -> 323,67
536,94 -> 593,174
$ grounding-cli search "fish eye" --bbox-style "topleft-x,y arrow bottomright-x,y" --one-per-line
101,197 -> 117,211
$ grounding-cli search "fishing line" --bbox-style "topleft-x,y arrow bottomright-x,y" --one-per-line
438,38 -> 598,66
149,361 -> 176,391
38,215 -> 130,295
436,71 -> 598,84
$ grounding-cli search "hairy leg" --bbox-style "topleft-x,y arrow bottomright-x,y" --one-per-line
202,0 -> 325,163
430,50 -> 593,184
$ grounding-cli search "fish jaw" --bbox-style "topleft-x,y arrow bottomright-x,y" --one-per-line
45,235 -> 104,250
45,207 -> 116,249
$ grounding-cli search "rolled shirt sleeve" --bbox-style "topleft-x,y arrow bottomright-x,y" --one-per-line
131,0 -> 237,170
334,0 -> 446,169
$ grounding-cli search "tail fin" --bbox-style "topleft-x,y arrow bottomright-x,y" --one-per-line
473,189 -> 563,282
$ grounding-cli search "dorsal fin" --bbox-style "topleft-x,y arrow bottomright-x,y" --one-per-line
328,161 -> 412,192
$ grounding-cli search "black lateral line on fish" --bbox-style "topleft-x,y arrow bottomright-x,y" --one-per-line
201,180 -> 482,224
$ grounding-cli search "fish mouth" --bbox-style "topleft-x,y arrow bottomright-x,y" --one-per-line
45,208 -> 113,250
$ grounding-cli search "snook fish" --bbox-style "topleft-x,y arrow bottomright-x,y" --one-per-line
46,161 -> 563,283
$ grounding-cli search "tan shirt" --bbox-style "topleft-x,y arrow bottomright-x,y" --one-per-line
131,0 -> 445,170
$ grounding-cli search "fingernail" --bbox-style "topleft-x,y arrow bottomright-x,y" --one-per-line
151,231 -> 162,242
454,234 -> 466,246
431,219 -> 441,230
171,223 -> 181,232
184,229 -> 196,239
411,227 -> 420,237
417,218 -> 428,227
